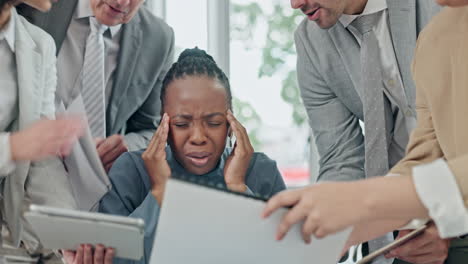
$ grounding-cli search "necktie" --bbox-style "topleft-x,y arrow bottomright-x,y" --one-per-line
350,13 -> 394,264
82,17 -> 108,138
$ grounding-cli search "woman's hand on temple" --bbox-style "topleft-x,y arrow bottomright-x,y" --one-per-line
223,110 -> 253,193
142,113 -> 171,205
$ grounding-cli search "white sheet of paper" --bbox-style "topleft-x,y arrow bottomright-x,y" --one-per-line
150,179 -> 352,264
58,95 -> 111,211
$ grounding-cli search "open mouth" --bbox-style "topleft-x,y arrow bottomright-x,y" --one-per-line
306,8 -> 321,20
186,152 -> 212,167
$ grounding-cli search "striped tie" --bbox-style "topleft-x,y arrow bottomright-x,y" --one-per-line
350,13 -> 395,264
82,17 -> 108,138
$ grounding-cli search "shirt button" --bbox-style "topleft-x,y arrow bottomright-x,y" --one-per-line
388,79 -> 396,87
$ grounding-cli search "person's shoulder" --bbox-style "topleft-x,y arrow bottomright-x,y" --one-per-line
245,152 -> 285,196
294,16 -> 335,58
294,17 -> 329,43
16,10 -> 56,54
110,150 -> 147,178
133,6 -> 173,39
418,6 -> 468,46
248,152 -> 280,176
251,152 -> 276,165
116,149 -> 145,166
124,7 -> 173,59
413,6 -> 468,75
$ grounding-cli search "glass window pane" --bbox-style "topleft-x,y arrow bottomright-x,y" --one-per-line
230,0 -> 310,186
166,0 -> 208,57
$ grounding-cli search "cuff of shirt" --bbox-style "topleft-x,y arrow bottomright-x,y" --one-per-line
0,133 -> 16,176
412,158 -> 468,238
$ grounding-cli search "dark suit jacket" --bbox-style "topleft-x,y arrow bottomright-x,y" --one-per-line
18,1 -> 175,150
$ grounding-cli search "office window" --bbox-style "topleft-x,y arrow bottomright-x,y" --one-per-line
159,0 -> 208,57
230,0 -> 310,186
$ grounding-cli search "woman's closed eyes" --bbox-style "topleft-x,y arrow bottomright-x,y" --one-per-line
171,118 -> 226,129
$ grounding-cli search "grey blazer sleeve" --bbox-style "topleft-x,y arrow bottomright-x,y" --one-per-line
295,30 -> 365,182
124,28 -> 175,151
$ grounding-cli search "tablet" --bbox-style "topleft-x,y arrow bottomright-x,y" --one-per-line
24,205 -> 145,260
357,224 -> 428,264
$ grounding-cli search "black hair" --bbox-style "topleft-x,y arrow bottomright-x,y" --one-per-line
161,47 -> 233,112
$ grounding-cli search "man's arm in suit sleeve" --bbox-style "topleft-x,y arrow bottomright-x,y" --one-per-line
99,152 -> 161,263
295,30 -> 365,182
123,29 -> 175,151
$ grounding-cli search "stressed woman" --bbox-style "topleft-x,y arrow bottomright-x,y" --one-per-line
65,48 -> 286,264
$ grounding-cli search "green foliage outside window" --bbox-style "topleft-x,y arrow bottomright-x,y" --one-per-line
231,1 -> 306,129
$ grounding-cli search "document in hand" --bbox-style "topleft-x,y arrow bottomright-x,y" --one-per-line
24,205 -> 145,260
150,177 -> 352,264
58,95 -> 111,211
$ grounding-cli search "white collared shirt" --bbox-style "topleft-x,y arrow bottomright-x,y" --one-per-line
394,160 -> 468,238
340,0 -> 402,94
56,0 -> 122,110
0,8 -> 19,177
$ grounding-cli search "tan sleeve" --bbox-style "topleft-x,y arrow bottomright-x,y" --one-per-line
390,38 -> 444,177
447,156 -> 468,207
391,23 -> 468,208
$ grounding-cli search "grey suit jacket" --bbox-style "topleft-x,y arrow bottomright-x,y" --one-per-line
18,1 -> 175,150
1,9 -> 76,249
296,0 -> 440,182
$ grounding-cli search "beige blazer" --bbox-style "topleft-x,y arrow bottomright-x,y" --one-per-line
390,6 -> 468,207
1,9 -> 76,249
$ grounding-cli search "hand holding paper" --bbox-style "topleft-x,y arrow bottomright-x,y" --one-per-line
263,181 -> 366,244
